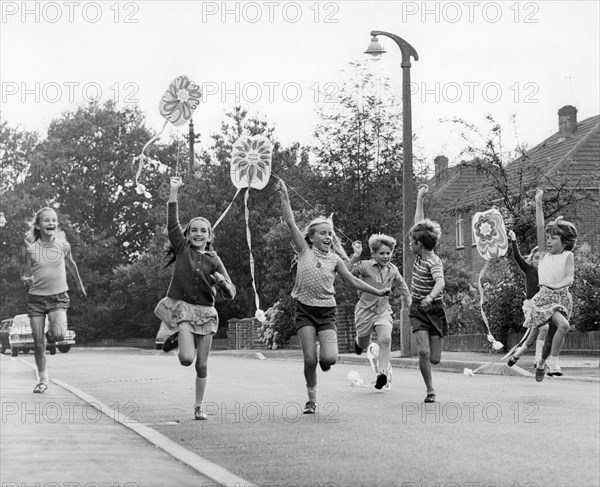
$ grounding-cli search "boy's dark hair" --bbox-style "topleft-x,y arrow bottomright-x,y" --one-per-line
546,216 -> 578,251
410,219 -> 442,251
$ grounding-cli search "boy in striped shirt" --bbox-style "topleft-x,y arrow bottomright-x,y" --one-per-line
409,184 -> 448,403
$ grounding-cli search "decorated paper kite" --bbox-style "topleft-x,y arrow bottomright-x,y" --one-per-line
472,208 -> 508,352
211,135 -> 273,322
133,75 -> 202,198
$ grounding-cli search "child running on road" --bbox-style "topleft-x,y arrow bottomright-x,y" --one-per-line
506,230 -> 549,369
21,207 -> 86,394
158,176 -> 236,419
347,234 -> 411,389
277,180 -> 390,414
528,188 -> 577,381
408,184 -> 448,403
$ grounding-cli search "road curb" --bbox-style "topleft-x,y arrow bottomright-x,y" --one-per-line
17,358 -> 255,487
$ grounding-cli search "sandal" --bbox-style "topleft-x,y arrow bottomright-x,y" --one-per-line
424,393 -> 436,403
33,383 -> 48,393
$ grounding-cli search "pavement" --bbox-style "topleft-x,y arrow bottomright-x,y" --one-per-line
1,347 -> 598,487
0,355 -> 251,487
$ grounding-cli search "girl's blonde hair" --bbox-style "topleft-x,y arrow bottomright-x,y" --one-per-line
301,216 -> 348,261
546,216 -> 578,251
28,207 -> 57,243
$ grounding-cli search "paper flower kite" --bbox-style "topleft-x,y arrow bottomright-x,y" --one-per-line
211,135 -> 273,323
133,75 -> 201,198
471,208 -> 508,353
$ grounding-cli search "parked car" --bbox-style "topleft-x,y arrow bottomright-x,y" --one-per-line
0,319 -> 12,354
8,314 -> 76,357
155,321 -> 171,350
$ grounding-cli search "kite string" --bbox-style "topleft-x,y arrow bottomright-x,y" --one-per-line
270,171 -> 355,244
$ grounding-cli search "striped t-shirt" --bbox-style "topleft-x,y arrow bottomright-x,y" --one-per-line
411,254 -> 444,302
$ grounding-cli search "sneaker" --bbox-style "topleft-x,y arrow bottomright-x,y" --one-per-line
45,331 -> 56,344
303,401 -> 317,414
354,340 -> 363,355
162,332 -> 179,352
194,406 -> 207,420
374,373 -> 388,390
547,366 -> 563,377
535,367 -> 545,382
507,355 -> 519,367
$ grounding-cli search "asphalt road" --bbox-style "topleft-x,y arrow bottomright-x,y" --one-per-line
14,348 -> 600,487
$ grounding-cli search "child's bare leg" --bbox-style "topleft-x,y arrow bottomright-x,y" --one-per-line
374,325 -> 392,374
47,308 -> 67,342
30,316 -> 47,380
178,328 -> 196,366
194,334 -> 212,412
535,325 -> 549,365
298,326 -> 318,388
513,327 -> 538,360
415,330 -> 435,396
317,328 -> 338,370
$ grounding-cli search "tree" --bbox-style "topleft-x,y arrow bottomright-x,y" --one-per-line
311,60 -> 407,263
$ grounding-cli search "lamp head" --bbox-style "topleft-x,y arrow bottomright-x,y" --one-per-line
0,212 -> 6,227
364,35 -> 386,61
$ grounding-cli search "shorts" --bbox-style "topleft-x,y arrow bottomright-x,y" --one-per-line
355,306 -> 393,338
295,300 -> 337,332
154,296 -> 218,336
27,292 -> 70,317
409,301 -> 448,337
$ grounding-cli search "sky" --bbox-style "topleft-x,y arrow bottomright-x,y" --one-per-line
1,0 -> 599,167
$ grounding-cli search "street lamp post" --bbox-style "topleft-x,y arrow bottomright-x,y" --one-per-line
366,31 -> 418,357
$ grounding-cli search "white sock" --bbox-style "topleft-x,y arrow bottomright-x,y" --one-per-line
195,377 -> 207,408
307,385 -> 317,403
547,356 -> 559,369
38,370 -> 48,384
535,339 -> 544,363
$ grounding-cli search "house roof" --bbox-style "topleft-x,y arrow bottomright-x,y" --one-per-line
428,113 -> 600,215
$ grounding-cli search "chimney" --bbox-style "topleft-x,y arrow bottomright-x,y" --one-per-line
434,155 -> 448,177
558,105 -> 577,136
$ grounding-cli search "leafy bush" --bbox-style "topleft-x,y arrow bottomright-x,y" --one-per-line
256,296 -> 296,349
571,244 -> 600,331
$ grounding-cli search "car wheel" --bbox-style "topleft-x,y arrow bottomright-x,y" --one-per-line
11,348 -> 18,357
156,344 -> 162,350
58,345 -> 71,353
49,346 -> 57,355
23,349 -> 30,354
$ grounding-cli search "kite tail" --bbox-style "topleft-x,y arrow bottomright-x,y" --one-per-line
212,188 -> 242,230
244,189 -> 265,322
477,260 -> 503,350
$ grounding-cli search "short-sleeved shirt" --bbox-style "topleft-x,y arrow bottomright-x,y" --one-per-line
291,247 -> 342,307
411,253 -> 444,303
350,260 -> 410,315
26,238 -> 70,296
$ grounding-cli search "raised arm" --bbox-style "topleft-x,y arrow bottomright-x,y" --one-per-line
508,230 -> 528,272
345,241 -> 363,270
276,180 -> 307,252
167,176 -> 186,253
414,184 -> 428,224
535,188 -> 546,256
336,260 -> 390,297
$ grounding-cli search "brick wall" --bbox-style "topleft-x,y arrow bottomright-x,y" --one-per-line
336,303 -> 355,353
227,317 -> 262,349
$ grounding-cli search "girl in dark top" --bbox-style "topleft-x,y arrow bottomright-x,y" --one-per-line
158,176 -> 236,420
506,230 -> 548,368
